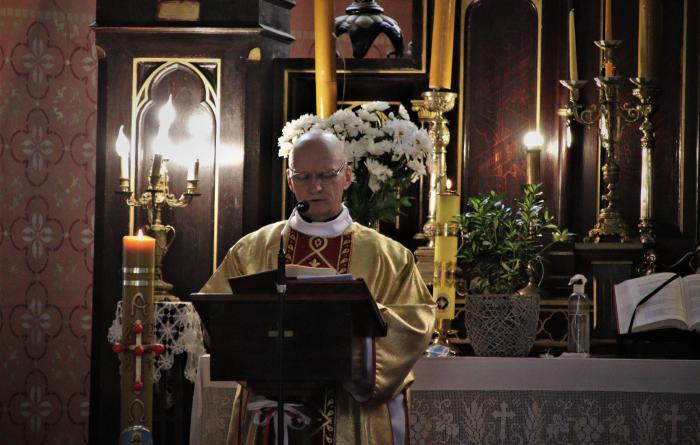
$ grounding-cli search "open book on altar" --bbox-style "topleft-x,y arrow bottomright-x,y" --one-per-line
614,273 -> 700,334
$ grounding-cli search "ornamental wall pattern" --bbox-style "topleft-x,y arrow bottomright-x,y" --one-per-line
0,1 -> 96,444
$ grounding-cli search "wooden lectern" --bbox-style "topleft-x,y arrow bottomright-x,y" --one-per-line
190,270 -> 387,397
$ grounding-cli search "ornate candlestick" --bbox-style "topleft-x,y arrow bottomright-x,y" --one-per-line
420,90 -> 457,242
118,157 -> 200,302
631,77 -> 659,274
559,40 -> 642,243
410,98 -> 437,242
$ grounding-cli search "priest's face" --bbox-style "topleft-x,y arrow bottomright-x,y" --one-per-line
287,132 -> 352,221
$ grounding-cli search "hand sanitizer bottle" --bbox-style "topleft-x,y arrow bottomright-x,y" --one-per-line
567,274 -> 590,356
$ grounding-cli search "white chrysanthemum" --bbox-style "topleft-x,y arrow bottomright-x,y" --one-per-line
344,138 -> 368,161
425,155 -> 436,175
278,141 -> 294,158
357,108 -> 381,124
365,158 -> 393,181
415,129 -> 432,156
368,176 -> 382,192
361,101 -> 390,113
407,159 -> 427,182
398,104 -> 410,120
277,113 -> 321,157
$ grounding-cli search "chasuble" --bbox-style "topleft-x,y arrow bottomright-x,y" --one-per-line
201,217 -> 435,445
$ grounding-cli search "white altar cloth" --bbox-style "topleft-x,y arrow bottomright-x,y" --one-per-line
189,356 -> 700,445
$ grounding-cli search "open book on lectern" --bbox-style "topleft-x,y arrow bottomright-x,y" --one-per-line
189,268 -> 387,391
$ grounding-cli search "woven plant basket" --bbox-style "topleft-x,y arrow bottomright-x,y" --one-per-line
464,294 -> 540,357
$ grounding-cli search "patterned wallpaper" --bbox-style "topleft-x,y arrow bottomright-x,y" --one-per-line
0,0 -> 96,444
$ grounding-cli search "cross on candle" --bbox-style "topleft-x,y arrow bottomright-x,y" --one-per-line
112,320 -> 164,393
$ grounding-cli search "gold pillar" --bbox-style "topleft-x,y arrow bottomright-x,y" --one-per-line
314,0 -> 337,118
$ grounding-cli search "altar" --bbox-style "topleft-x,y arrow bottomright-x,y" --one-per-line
190,355 -> 700,445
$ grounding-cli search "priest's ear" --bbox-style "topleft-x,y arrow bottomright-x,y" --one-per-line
341,164 -> 352,191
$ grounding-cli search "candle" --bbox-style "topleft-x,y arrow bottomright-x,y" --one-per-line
603,0 -> 615,76
187,158 -> 200,181
604,0 -> 613,40
523,131 -> 543,185
314,0 -> 337,118
434,192 -> 460,320
123,229 -> 156,268
150,154 -> 162,187
568,0 -> 578,81
116,125 -> 130,180
435,192 -> 460,225
637,0 -> 657,79
120,229 -> 155,431
428,0 -> 457,90
640,148 -> 651,219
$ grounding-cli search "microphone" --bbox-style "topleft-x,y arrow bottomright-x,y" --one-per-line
295,200 -> 309,213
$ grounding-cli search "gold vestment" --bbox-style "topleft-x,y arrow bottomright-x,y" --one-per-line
201,222 -> 435,445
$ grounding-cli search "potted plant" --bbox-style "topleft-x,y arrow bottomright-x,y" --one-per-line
455,184 -> 571,356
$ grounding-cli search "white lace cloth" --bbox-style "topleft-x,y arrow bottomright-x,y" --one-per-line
108,301 -> 206,383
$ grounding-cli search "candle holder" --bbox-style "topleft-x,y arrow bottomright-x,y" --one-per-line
559,40 -> 643,243
118,157 -> 200,302
410,99 -> 438,242
420,90 -> 457,244
418,90 -> 458,355
631,77 -> 659,274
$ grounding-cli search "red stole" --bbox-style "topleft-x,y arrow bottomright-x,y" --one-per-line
284,229 -> 352,273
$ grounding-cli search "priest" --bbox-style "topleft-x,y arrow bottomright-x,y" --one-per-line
201,130 -> 436,445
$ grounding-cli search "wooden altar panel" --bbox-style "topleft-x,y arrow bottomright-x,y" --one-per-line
91,21 -> 292,443
460,0 -> 539,203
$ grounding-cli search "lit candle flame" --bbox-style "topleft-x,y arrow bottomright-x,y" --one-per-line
116,125 -> 130,157
445,178 -> 453,191
116,125 -> 130,179
158,94 -> 176,129
523,131 -> 544,151
137,229 -> 144,239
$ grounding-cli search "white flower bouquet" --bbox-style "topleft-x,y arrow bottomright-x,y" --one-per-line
278,101 -> 434,226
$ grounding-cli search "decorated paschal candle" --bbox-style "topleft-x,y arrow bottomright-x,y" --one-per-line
433,192 -> 460,320
117,229 -> 159,433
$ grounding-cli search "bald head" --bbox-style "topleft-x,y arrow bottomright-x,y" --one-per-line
289,130 -> 347,169
286,130 -> 352,221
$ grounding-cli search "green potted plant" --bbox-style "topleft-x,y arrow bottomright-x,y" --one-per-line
455,184 -> 571,356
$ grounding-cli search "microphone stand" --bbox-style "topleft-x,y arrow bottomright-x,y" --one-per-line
275,235 -> 286,445
274,201 -> 308,445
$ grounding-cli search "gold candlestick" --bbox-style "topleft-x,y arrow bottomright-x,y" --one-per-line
420,90 -> 457,243
411,99 -> 437,242
631,77 -> 659,274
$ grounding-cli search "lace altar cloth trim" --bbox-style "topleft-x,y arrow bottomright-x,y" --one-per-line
409,390 -> 700,445
108,301 -> 206,382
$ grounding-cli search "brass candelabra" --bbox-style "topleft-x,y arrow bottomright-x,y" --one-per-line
559,39 -> 658,272
118,154 -> 200,301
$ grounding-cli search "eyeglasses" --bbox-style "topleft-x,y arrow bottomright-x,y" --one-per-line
288,164 -> 347,184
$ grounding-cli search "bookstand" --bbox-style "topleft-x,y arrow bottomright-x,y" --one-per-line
190,271 -> 387,397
